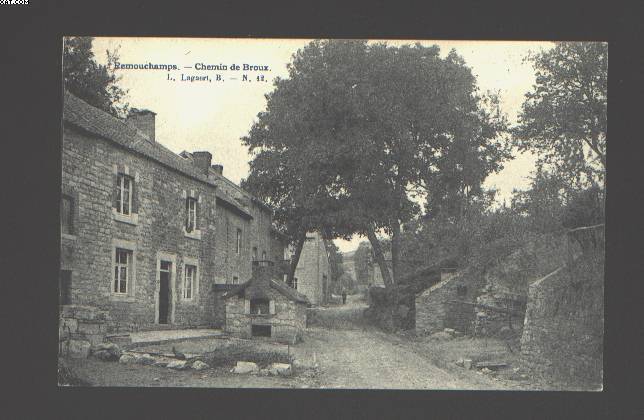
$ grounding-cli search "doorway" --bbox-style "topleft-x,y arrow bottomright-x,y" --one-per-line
159,260 -> 171,324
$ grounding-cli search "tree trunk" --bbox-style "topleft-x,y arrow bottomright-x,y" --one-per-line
287,231 -> 307,287
366,226 -> 393,288
390,219 -> 401,285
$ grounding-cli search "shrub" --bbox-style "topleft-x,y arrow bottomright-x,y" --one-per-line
204,343 -> 293,369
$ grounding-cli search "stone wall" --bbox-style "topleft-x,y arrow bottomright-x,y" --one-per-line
415,273 -> 478,335
59,305 -> 110,358
225,287 -> 307,343
520,226 -> 604,389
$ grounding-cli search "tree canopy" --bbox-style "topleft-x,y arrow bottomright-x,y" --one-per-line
63,36 -> 128,117
512,42 -> 607,188
243,40 -> 510,287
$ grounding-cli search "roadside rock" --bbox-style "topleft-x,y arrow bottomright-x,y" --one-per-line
268,363 -> 292,377
443,328 -> 456,336
64,339 -> 91,358
191,360 -> 209,371
167,360 -> 188,370
118,354 -> 137,364
293,358 -> 318,371
455,359 -> 465,367
93,349 -> 119,361
135,354 -> 156,366
232,361 -> 259,374
153,360 -> 169,367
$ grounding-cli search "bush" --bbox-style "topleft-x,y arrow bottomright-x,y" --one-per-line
204,343 -> 293,369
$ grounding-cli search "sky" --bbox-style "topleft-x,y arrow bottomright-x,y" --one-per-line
90,37 -> 554,253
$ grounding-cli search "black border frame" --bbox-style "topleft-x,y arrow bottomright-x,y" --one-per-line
2,0 -> 642,418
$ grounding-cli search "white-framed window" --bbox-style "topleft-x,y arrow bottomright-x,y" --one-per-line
252,247 -> 258,261
183,264 -> 196,299
116,173 -> 133,215
186,197 -> 197,232
232,275 -> 239,284
262,250 -> 267,261
236,228 -> 242,254
114,248 -> 132,294
292,277 -> 298,290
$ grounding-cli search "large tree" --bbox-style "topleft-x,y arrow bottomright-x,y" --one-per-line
512,42 -> 607,188
243,40 -> 509,288
63,36 -> 128,117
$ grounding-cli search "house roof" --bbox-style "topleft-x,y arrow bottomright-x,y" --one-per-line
63,91 -> 260,220
222,276 -> 311,305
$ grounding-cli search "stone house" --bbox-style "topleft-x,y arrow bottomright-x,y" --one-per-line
222,263 -> 310,343
290,231 -> 331,305
61,91 -> 287,332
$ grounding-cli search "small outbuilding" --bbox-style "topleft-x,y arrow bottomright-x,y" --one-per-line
222,262 -> 311,343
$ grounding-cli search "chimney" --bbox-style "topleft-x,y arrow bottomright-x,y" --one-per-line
211,164 -> 223,176
127,109 -> 156,142
192,151 -> 212,175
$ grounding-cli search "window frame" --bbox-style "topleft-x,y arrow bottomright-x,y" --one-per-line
61,194 -> 74,235
116,173 -> 133,216
183,264 -> 196,300
114,248 -> 131,295
236,228 -> 242,255
186,197 -> 197,233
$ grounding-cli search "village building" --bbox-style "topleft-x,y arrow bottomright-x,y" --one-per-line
222,262 -> 310,343
289,231 -> 331,306
60,91 -> 289,332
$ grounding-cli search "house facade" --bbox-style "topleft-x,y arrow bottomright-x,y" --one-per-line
60,91 -> 287,332
291,231 -> 331,306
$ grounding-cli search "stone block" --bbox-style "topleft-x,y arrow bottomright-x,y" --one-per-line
61,318 -> 78,333
232,361 -> 259,374
135,354 -> 156,366
66,339 -> 91,358
191,360 -> 209,371
119,354 -> 137,364
268,363 -> 292,376
167,360 -> 188,370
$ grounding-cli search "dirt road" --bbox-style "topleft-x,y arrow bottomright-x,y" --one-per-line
296,327 -> 508,390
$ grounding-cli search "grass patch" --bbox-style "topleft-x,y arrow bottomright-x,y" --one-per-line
203,342 -> 294,369
58,358 -> 92,386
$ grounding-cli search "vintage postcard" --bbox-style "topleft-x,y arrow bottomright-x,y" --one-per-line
58,37 -> 605,390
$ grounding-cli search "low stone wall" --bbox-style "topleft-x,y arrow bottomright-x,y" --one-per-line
520,226 -> 604,389
415,274 -> 476,335
59,305 -> 110,358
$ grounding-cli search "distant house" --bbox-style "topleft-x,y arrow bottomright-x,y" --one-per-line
222,263 -> 310,343
288,232 -> 331,306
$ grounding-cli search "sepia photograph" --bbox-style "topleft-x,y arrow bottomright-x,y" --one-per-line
58,37 -> 606,391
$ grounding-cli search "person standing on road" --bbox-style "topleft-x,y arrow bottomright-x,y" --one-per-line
342,289 -> 347,305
